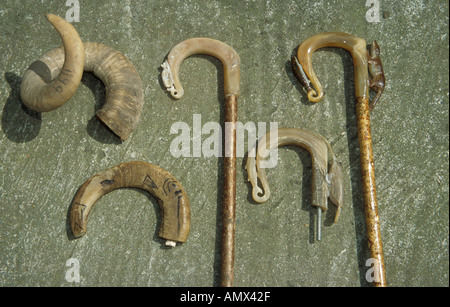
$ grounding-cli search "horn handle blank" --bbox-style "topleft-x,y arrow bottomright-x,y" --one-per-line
70,161 -> 191,245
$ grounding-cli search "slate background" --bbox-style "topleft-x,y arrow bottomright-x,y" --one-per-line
0,0 -> 448,286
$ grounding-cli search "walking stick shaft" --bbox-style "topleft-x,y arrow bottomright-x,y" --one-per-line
221,95 -> 238,287
356,97 -> 386,287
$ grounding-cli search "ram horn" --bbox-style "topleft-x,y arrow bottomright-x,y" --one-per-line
161,37 -> 240,287
20,15 -> 144,141
20,14 -> 85,113
69,161 -> 191,247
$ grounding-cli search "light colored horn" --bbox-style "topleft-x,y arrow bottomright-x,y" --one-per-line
20,14 -> 85,112
161,37 -> 240,99
70,161 -> 191,246
246,128 -> 344,240
246,128 -> 329,210
161,37 -> 240,286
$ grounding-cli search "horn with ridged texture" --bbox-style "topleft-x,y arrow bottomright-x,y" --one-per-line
20,16 -> 144,141
84,42 -> 144,141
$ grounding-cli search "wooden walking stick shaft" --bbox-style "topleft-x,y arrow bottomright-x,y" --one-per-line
221,94 -> 238,287
293,32 -> 387,286
161,38 -> 241,286
356,97 -> 386,287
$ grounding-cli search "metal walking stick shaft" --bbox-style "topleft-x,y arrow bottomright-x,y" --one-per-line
292,32 -> 386,286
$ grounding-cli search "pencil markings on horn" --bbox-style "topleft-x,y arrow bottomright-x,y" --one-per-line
69,161 -> 191,246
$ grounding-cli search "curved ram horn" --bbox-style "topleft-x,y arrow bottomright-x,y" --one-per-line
69,161 -> 191,247
20,15 -> 144,141
246,128 -> 344,240
83,42 -> 144,141
20,14 -> 85,112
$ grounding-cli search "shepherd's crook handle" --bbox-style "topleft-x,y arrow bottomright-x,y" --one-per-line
246,128 -> 344,241
161,37 -> 240,99
70,161 -> 191,246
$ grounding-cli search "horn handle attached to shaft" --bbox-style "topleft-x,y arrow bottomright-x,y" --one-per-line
161,37 -> 240,286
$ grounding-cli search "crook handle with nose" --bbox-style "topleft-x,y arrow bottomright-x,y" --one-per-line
292,32 -> 384,109
161,37 -> 240,99
246,128 -> 344,241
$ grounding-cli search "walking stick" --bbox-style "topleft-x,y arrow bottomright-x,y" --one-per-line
161,38 -> 240,287
291,32 -> 386,286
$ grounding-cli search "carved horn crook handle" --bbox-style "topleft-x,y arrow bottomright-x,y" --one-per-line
291,32 -> 385,109
246,128 -> 344,241
161,37 -> 240,99
161,37 -> 240,287
292,32 -> 387,287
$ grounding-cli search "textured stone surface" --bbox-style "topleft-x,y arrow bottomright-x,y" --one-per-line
0,0 -> 448,286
